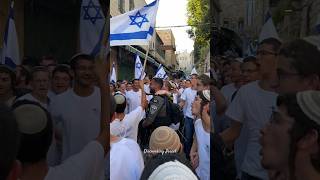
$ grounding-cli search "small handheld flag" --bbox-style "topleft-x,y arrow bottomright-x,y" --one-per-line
1,1 -> 20,68
259,11 -> 280,42
154,64 -> 167,79
191,67 -> 198,75
134,54 -> 145,79
110,64 -> 117,83
80,0 -> 106,56
110,0 -> 159,46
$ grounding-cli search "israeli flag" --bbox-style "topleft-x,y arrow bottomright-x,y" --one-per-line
110,0 -> 159,46
154,65 -> 167,79
259,11 -> 280,43
1,1 -> 20,68
134,54 -> 146,79
110,64 -> 117,83
191,67 -> 198,75
80,0 -> 105,56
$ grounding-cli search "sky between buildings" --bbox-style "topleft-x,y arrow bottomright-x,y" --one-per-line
146,0 -> 195,53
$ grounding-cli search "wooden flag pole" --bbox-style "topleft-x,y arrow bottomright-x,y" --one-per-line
141,44 -> 150,80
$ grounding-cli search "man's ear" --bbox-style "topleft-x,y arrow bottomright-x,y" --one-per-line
297,129 -> 319,154
6,160 -> 22,180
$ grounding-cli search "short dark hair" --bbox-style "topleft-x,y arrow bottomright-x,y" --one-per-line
198,74 -> 211,86
152,78 -> 163,88
0,65 -> 16,90
132,79 -> 140,84
279,39 -> 320,77
70,54 -> 95,70
12,100 -> 53,164
276,94 -> 320,174
110,95 -> 116,120
0,104 -> 20,180
241,56 -> 259,68
30,66 -> 50,80
52,65 -> 72,79
259,38 -> 282,52
140,153 -> 196,180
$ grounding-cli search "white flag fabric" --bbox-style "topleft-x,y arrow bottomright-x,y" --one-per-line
154,65 -> 167,79
80,0 -> 105,56
134,54 -> 144,79
191,67 -> 198,75
110,64 -> 117,83
1,1 -> 20,68
259,12 -> 280,42
110,0 -> 159,46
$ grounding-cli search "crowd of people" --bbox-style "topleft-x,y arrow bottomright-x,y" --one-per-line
109,71 -> 212,180
0,52 -> 212,180
212,37 -> 320,180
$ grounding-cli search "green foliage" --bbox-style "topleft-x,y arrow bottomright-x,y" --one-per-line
187,0 -> 210,64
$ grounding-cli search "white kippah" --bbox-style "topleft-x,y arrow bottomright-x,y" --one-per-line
114,93 -> 126,104
203,90 -> 210,101
13,104 -> 48,134
297,90 -> 320,125
148,160 -> 198,180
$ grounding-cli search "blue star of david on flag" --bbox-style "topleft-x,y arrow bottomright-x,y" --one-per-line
83,0 -> 104,25
136,62 -> 142,69
129,11 -> 149,28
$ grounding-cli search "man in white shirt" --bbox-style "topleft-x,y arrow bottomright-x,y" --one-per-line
16,66 -> 50,109
215,38 -> 282,180
179,74 -> 198,159
3,59 -> 108,180
220,60 -> 242,105
50,54 -> 101,162
110,80 -> 148,141
126,79 -> 142,113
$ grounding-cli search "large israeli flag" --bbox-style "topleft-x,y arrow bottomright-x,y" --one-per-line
110,64 -> 117,83
110,0 -> 159,46
80,0 -> 105,56
134,54 -> 145,79
154,65 -> 167,79
1,1 -> 20,68
259,11 -> 280,42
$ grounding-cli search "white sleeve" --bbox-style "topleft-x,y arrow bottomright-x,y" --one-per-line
225,88 -> 245,123
181,89 -> 188,101
46,141 -> 105,180
128,106 -> 145,124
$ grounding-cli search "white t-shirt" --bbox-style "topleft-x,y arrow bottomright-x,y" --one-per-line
226,81 -> 277,179
181,87 -> 197,119
221,83 -> 237,105
126,90 -> 142,113
110,138 -> 144,180
195,119 -> 210,180
110,106 -> 145,141
49,87 -> 101,162
16,93 -> 49,109
45,141 -> 105,180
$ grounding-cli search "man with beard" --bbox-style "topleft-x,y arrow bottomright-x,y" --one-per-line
49,54 -> 101,163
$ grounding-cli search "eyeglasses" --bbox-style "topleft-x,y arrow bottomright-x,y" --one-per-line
256,50 -> 278,56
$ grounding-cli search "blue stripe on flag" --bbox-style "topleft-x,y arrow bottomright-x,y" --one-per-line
5,57 -> 17,69
110,27 -> 154,41
144,0 -> 157,7
90,24 -> 105,56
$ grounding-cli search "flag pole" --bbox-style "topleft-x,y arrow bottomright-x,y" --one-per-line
141,44 -> 150,80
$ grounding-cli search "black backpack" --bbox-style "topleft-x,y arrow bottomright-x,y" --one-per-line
164,96 -> 184,125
